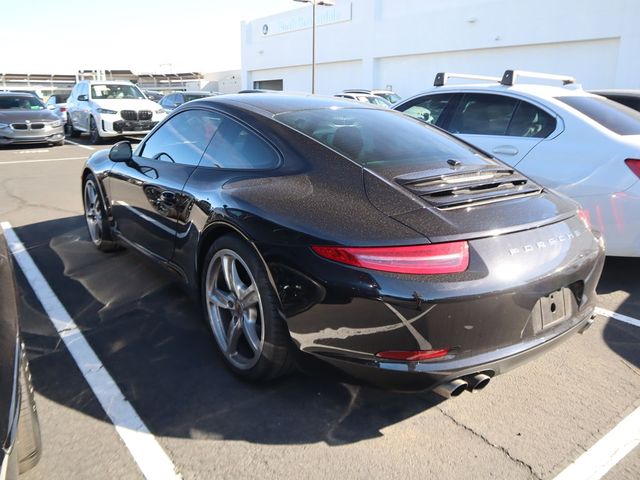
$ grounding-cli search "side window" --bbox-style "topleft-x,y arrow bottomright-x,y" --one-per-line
398,93 -> 454,125
200,116 -> 279,170
175,94 -> 184,105
449,93 -> 518,135
507,101 -> 556,138
159,94 -> 173,107
140,109 -> 222,166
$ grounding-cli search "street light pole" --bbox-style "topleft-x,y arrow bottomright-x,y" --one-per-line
294,0 -> 334,94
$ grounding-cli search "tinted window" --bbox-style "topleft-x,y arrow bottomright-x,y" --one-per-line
449,94 -> 518,135
183,93 -> 209,102
141,110 -> 222,166
159,94 -> 173,107
606,96 -> 640,112
200,117 -> 279,170
275,108 -> 495,172
557,95 -> 640,135
398,93 -> 454,125
506,101 -> 556,138
55,93 -> 70,103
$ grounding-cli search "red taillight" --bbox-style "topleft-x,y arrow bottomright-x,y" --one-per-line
311,241 -> 469,274
577,208 -> 592,230
376,349 -> 450,361
60,106 -> 67,112
625,159 -> 640,178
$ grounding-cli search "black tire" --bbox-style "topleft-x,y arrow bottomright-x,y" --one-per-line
89,117 -> 102,145
65,118 -> 81,138
83,174 -> 118,252
16,349 -> 41,474
201,234 -> 294,381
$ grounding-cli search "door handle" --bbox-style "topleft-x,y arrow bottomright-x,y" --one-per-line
492,145 -> 519,156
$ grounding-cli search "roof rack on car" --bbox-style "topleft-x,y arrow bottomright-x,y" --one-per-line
434,72 -> 501,87
500,70 -> 577,86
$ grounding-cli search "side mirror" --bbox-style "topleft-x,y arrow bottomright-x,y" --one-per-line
109,141 -> 133,162
78,94 -> 88,101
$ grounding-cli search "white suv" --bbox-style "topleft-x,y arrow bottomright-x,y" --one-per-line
66,81 -> 166,144
393,70 -> 640,257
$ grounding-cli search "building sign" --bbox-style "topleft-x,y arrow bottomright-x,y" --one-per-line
259,2 -> 352,37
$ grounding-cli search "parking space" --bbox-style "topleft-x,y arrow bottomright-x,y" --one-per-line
1,140 -> 639,479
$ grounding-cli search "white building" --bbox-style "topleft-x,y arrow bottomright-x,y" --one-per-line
241,0 -> 640,98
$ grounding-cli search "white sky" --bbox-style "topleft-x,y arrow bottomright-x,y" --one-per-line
0,0 -> 303,74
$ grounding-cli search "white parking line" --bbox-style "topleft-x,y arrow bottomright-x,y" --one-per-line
0,222 -> 181,480
65,139 -> 94,150
554,405 -> 640,480
0,157 -> 86,166
596,307 -> 640,328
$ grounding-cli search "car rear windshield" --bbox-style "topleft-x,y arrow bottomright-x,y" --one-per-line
91,84 -> 145,100
183,93 -> 210,102
275,108 -> 495,171
0,95 -> 45,110
556,95 -> 640,135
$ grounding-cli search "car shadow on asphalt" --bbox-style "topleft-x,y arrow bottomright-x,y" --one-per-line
597,256 -> 640,369
16,215 -> 445,446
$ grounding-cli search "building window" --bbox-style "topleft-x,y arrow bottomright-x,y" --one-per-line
253,79 -> 283,91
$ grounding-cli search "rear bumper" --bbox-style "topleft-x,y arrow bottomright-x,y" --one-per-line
268,216 -> 605,391
313,304 -> 595,391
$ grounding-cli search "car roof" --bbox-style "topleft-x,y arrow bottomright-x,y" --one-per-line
175,91 -> 211,95
84,80 -> 136,85
194,93 -> 377,115
0,91 -> 37,97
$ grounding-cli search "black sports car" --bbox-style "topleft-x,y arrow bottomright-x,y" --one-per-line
81,94 -> 604,396
1,231 -> 41,479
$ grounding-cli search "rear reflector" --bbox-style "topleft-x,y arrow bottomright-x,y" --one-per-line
311,242 -> 469,274
625,159 -> 640,178
376,349 -> 450,361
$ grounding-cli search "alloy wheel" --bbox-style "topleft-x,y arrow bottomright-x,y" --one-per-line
83,180 -> 102,244
205,249 -> 264,369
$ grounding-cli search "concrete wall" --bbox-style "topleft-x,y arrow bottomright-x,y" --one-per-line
241,0 -> 640,97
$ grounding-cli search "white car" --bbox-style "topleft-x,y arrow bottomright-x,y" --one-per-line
393,70 -> 640,257
66,80 -> 166,144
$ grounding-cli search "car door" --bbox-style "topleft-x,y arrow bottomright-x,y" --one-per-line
107,109 -> 222,260
173,111 -> 282,269
443,93 -> 559,166
78,83 -> 91,131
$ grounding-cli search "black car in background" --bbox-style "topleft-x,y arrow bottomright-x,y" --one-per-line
81,94 -> 604,397
0,231 -> 41,480
591,89 -> 640,112
143,90 -> 165,103
159,91 -> 218,112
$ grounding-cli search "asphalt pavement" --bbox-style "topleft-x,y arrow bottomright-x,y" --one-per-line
0,137 -> 638,480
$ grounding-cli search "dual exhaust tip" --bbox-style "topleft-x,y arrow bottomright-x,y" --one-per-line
434,373 -> 491,398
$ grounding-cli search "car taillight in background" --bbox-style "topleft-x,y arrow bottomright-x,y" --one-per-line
625,159 -> 640,178
60,107 -> 67,112
311,241 -> 469,274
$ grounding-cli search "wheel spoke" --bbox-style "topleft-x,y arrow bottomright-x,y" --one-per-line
239,283 -> 258,309
243,309 -> 261,353
208,288 -> 234,309
229,260 -> 246,298
221,255 -> 234,292
226,317 -> 242,353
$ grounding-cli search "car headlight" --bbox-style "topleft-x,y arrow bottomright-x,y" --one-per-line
155,109 -> 165,114
97,108 -> 118,115
0,122 -> 8,129
51,120 -> 62,128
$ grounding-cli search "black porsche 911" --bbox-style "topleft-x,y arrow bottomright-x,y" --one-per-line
81,94 -> 604,397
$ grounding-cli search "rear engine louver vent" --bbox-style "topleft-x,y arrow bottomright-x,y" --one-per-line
396,168 -> 543,210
